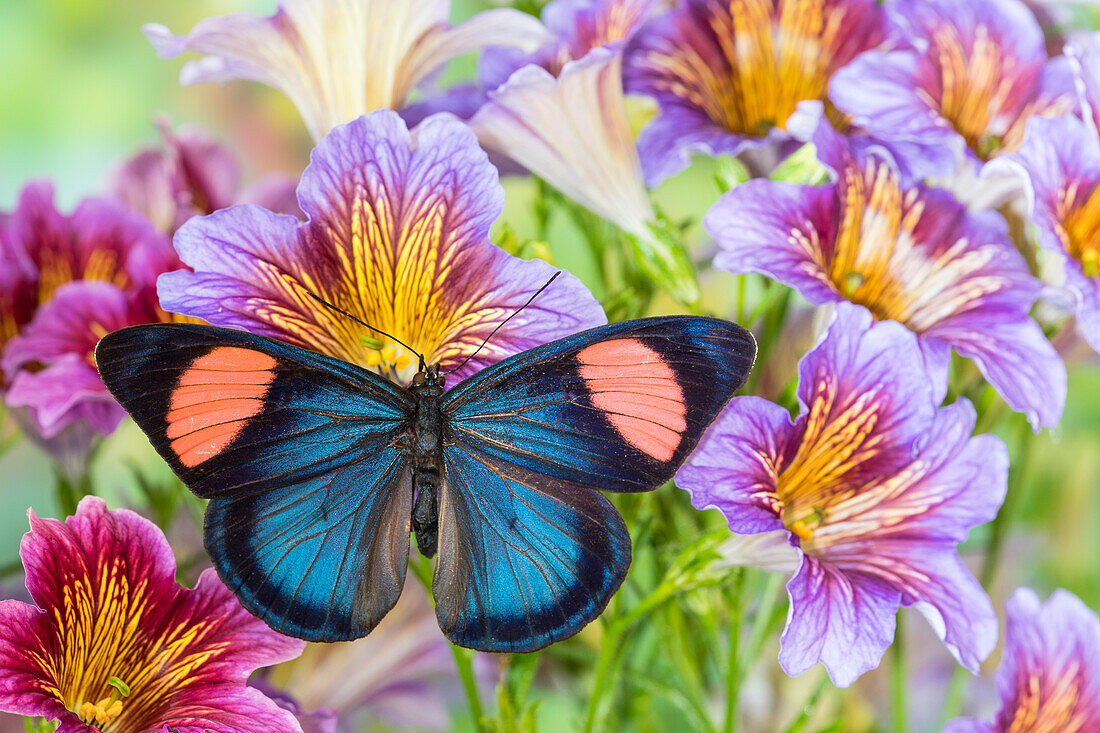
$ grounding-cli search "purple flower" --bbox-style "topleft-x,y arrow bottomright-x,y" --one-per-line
623,0 -> 893,186
831,0 -> 1077,172
159,110 -> 605,384
107,120 -> 301,235
0,496 -> 306,732
144,0 -> 552,141
676,303 -> 1005,687
992,114 -> 1100,353
0,182 -> 183,441
707,118 -> 1066,429
1069,31 -> 1100,132
944,588 -> 1100,732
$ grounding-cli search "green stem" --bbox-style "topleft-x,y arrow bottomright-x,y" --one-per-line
938,666 -> 971,727
891,614 -> 908,733
408,556 -> 486,731
980,417 -> 1034,589
722,570 -> 746,733
450,644 -> 487,731
783,674 -> 830,733
739,573 -> 785,679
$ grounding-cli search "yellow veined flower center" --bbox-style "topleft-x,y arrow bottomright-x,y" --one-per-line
362,340 -> 417,383
37,247 -> 129,306
75,676 -> 130,729
929,24 -> 1073,158
646,0 -> 853,136
824,158 -> 1003,333
1062,180 -> 1100,279
1005,663 -> 1087,733
774,374 -> 887,550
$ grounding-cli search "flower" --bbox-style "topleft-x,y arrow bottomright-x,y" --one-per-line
944,588 -> 1100,733
145,0 -> 552,142
107,119 -> 302,235
263,584 -> 492,731
623,0 -> 893,186
159,110 -> 605,384
0,181 -> 183,441
830,0 -> 1077,173
1069,31 -> 1100,131
993,114 -> 1100,353
0,496 -> 306,732
676,303 -> 1006,687
706,118 -> 1066,429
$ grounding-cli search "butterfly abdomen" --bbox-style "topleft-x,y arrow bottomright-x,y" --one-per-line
410,367 -> 446,558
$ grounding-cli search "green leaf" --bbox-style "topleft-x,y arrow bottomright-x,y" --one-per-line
770,143 -> 831,185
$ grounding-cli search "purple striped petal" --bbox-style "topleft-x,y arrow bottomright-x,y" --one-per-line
159,110 -> 604,385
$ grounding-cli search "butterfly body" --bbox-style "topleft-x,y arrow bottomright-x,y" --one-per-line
96,316 -> 755,651
409,366 -> 446,558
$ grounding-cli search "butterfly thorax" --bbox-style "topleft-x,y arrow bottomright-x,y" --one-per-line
409,365 -> 446,558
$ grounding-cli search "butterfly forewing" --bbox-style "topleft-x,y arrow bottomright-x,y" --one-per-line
441,317 -> 756,492
96,324 -> 417,641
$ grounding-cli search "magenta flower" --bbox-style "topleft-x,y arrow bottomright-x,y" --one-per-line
707,119 -> 1066,429
0,182 -> 182,441
623,0 -> 893,185
994,114 -> 1100,353
944,588 -> 1100,732
145,0 -> 552,141
159,110 -> 605,384
831,0 -> 1077,172
677,303 -> 1005,687
108,120 -> 301,235
0,496 -> 305,732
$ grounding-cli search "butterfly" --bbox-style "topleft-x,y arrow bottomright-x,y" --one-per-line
95,315 -> 755,652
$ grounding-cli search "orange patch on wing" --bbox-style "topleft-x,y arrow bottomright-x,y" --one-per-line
167,347 -> 277,467
577,339 -> 687,462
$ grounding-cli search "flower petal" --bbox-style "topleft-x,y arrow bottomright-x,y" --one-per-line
5,355 -> 125,439
146,1 -> 549,141
470,48 -> 654,238
676,396 -> 797,535
160,110 -> 605,383
2,497 -> 305,731
779,556 -> 900,686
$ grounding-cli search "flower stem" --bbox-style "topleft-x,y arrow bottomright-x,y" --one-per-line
408,555 -> 486,732
740,572 -> 785,680
722,570 -> 746,733
891,614 -> 908,733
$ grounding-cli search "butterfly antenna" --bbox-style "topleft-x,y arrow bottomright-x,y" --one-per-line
443,271 -> 561,376
303,290 -> 424,365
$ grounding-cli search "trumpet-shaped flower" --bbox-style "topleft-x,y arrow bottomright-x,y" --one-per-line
677,304 -> 1005,687
831,0 -> 1077,172
995,114 -> 1100,353
944,588 -> 1100,733
623,0 -> 893,185
159,110 -> 605,384
707,119 -> 1066,429
0,496 -> 306,732
145,0 -> 552,141
108,120 -> 301,235
0,182 -> 182,440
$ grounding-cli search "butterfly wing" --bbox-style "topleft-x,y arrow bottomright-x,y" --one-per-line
96,323 -> 416,641
441,316 -> 756,492
432,443 -> 629,652
433,316 -> 755,651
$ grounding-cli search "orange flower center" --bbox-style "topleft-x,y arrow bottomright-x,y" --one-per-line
1061,181 -> 1100,278
823,158 -> 1004,332
646,0 -> 855,136
1005,663 -> 1087,732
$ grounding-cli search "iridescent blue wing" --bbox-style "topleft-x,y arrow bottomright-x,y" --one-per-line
441,316 -> 756,491
434,316 -> 755,651
433,443 -> 630,652
96,323 -> 416,641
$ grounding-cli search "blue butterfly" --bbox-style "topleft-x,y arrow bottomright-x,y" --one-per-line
96,315 -> 754,651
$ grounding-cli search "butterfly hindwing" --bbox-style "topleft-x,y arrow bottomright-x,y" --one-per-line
441,316 -> 756,492
433,441 -> 630,652
431,316 -> 754,651
96,324 -> 416,641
